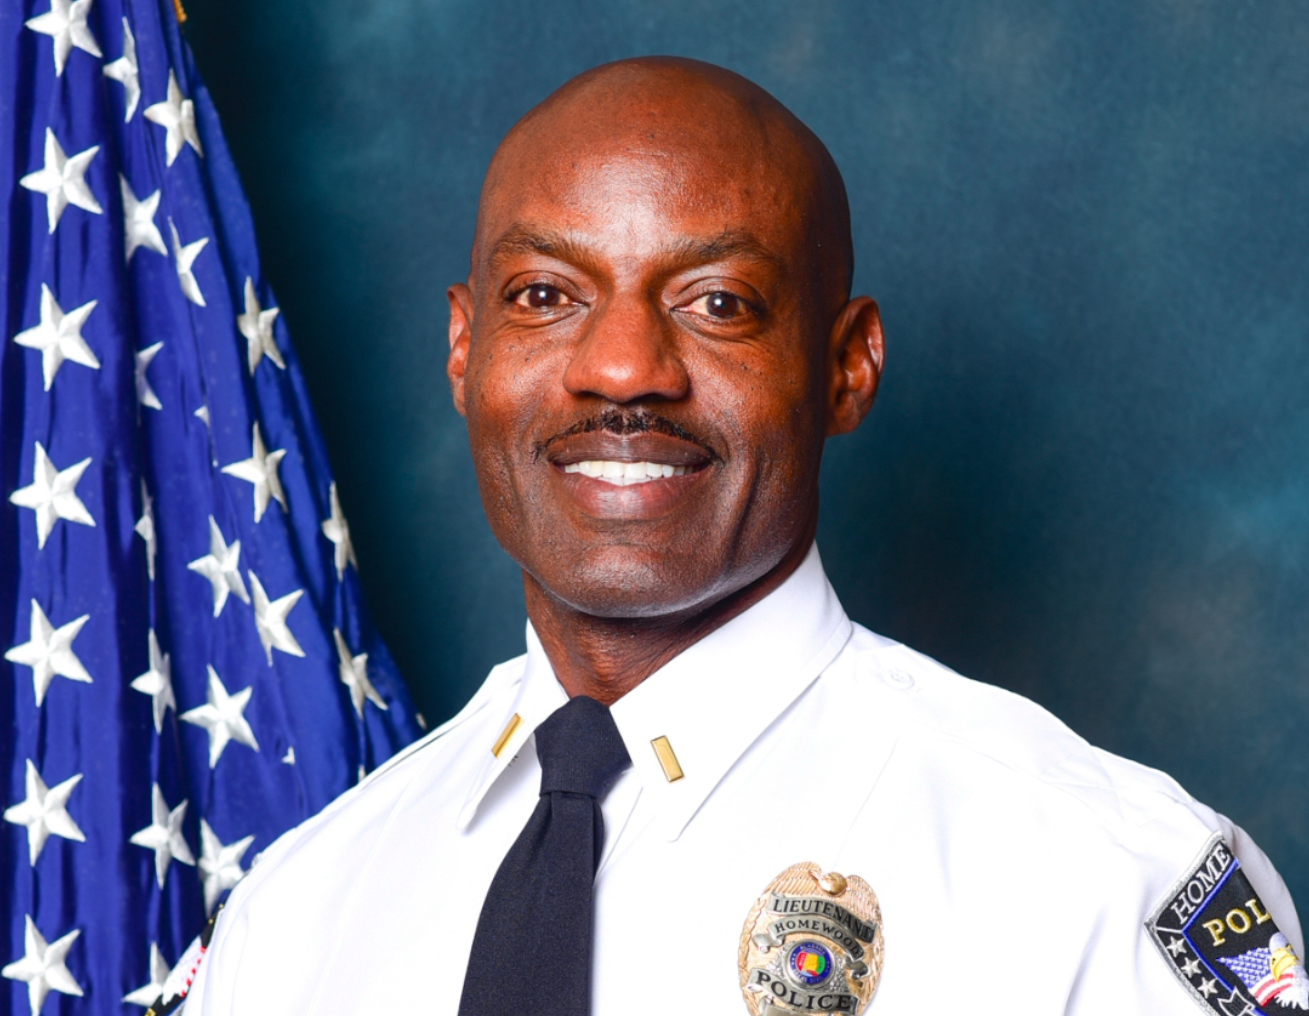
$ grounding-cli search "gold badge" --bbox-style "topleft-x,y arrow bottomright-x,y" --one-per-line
738,862 -> 884,1016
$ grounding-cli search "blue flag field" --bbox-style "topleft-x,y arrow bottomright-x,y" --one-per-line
1,1 -> 425,1012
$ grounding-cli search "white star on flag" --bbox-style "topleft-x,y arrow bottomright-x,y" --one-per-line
121,176 -> 165,261
334,628 -> 386,717
12,283 -> 100,391
131,629 -> 175,734
25,0 -> 101,76
169,219 -> 209,307
136,480 -> 158,581
20,128 -> 102,234
129,783 -> 195,888
221,423 -> 287,522
198,819 -> 255,914
321,482 -> 358,579
135,341 -> 164,409
102,17 -> 140,120
187,516 -> 250,616
4,600 -> 92,707
2,915 -> 83,1016
3,759 -> 85,865
144,69 -> 204,166
238,277 -> 285,374
249,571 -> 306,665
8,441 -> 95,548
181,666 -> 260,767
122,942 -> 169,1007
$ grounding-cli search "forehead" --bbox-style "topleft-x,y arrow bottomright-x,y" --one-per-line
474,91 -> 819,272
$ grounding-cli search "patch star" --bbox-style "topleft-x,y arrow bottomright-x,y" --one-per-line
1197,978 -> 1218,998
321,483 -> 358,579
129,783 -> 195,887
135,480 -> 157,580
9,441 -> 95,548
198,819 -> 254,914
1180,956 -> 1202,977
121,176 -> 165,261
144,69 -> 203,166
187,516 -> 249,616
221,424 -> 287,522
1166,937 -> 1188,958
181,666 -> 260,767
135,341 -> 163,410
2,915 -> 83,1015
249,572 -> 305,665
122,942 -> 169,1007
20,128 -> 102,234
102,17 -> 140,120
4,600 -> 92,707
13,283 -> 100,391
334,628 -> 386,717
130,629 -> 175,734
238,277 -> 284,374
25,0 -> 101,76
4,759 -> 85,865
169,220 -> 209,306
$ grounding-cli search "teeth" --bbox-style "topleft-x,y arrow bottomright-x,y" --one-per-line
562,461 -> 692,485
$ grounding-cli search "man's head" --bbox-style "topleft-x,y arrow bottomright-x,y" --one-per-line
448,57 -> 883,627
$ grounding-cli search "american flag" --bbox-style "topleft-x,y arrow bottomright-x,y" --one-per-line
0,1 -> 424,1014
1220,937 -> 1309,1009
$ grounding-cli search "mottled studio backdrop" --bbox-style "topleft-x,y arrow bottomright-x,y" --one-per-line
182,0 -> 1308,904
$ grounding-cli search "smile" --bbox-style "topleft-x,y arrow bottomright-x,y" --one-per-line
562,460 -> 694,485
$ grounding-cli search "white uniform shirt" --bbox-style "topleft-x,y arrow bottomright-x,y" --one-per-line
188,544 -> 1303,1015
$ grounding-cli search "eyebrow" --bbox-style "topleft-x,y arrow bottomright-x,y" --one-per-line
485,225 -> 784,274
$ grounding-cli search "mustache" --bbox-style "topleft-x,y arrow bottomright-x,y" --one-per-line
536,409 -> 720,460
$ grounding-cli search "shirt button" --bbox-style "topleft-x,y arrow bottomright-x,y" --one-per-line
881,668 -> 915,690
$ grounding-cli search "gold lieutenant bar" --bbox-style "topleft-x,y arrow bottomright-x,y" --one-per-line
651,735 -> 684,782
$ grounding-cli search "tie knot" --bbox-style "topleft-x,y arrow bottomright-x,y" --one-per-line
535,696 -> 632,798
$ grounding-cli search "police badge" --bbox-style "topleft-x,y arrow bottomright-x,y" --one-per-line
738,862 -> 884,1016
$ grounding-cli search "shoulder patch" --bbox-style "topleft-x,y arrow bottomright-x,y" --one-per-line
1148,835 -> 1309,1014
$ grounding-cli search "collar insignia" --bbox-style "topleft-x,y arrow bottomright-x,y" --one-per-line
739,862 -> 884,1016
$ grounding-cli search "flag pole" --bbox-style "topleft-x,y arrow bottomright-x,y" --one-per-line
173,0 -> 187,24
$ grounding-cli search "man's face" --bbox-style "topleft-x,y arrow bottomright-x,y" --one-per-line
449,89 -> 855,620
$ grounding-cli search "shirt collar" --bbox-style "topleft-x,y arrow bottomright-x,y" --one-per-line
458,543 -> 852,840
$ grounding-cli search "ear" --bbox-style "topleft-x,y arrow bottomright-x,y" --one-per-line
826,297 -> 885,437
447,282 -> 474,418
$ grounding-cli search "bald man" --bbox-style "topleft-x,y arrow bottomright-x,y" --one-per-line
186,59 -> 1302,1016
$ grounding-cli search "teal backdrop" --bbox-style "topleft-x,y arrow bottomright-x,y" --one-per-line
183,0 -> 1308,906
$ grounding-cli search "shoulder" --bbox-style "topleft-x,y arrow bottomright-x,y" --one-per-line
843,625 -> 1196,828
260,652 -> 520,873
185,655 -> 526,1013
835,625 -> 1302,951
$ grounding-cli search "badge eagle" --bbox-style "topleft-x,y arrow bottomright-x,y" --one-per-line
738,862 -> 884,1016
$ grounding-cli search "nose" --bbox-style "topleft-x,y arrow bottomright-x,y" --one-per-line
562,294 -> 689,404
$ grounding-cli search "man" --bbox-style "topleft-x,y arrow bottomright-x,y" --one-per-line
187,58 -> 1302,1016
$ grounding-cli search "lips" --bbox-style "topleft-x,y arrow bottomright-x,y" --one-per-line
543,429 -> 717,515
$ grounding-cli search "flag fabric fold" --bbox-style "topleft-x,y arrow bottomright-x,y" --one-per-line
1,1 -> 425,1012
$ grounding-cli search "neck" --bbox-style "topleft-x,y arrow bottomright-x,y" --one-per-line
524,539 -> 813,706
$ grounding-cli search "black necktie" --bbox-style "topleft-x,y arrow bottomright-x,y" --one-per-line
458,695 -> 632,1016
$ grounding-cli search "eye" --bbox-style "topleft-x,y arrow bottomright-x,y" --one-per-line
684,291 -> 753,320
512,284 -> 572,309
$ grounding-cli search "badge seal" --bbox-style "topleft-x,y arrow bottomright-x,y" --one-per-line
738,862 -> 884,1016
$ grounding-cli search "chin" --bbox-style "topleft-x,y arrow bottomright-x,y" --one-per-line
534,547 -> 724,619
